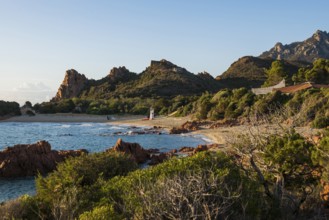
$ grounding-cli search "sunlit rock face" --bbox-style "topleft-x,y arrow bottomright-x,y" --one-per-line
53,69 -> 88,101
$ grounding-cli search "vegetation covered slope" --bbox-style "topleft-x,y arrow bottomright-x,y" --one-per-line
216,56 -> 308,88
54,59 -> 224,101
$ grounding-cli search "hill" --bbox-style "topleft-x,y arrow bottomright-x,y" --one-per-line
53,59 -> 224,100
216,56 -> 307,88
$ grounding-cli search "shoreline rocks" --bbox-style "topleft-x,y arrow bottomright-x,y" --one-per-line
109,138 -> 221,166
0,141 -> 87,178
169,121 -> 200,134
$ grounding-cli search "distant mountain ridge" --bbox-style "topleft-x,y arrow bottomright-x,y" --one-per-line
259,30 -> 329,62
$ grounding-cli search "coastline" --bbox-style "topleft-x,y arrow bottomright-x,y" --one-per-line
2,114 -> 228,144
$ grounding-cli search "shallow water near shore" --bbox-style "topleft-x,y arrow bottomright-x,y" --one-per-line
0,122 -> 208,202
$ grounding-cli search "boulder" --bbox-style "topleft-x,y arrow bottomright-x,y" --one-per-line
169,127 -> 189,134
0,141 -> 87,178
169,121 -> 200,134
149,150 -> 177,166
320,180 -> 329,208
209,119 -> 238,129
178,146 -> 195,153
109,138 -> 150,163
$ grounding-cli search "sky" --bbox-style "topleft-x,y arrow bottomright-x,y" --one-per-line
1,0 -> 329,105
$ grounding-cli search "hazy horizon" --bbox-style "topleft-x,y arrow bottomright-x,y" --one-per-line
1,1 -> 329,104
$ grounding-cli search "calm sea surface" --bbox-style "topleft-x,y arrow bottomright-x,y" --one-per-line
0,122 -> 208,202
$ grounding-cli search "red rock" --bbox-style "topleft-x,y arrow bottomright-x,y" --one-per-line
193,144 -> 208,153
52,69 -> 88,101
109,138 -> 150,163
169,127 -> 189,134
178,146 -> 195,153
321,180 -> 329,207
148,152 -> 176,166
0,141 -> 87,178
169,120 -> 200,134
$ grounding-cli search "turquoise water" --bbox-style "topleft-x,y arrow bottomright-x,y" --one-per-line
0,122 -> 208,202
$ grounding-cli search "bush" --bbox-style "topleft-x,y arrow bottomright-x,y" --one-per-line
97,152 -> 262,219
35,152 -> 137,219
26,110 -> 35,116
312,116 -> 329,128
0,101 -> 21,116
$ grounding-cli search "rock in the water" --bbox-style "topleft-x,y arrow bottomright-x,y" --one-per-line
178,146 -> 195,153
109,138 -> 150,163
0,141 -> 87,178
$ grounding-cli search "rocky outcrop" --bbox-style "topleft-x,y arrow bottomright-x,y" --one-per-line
108,138 -> 221,165
149,150 -> 177,166
321,180 -> 329,208
0,141 -> 87,178
178,144 -> 221,155
53,69 -> 88,101
109,138 -> 150,163
169,121 -> 200,134
107,66 -> 137,84
209,119 -> 239,128
260,30 -> 329,63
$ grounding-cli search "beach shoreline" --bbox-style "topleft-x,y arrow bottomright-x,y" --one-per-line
2,114 -> 227,144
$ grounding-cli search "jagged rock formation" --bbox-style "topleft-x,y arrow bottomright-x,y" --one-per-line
106,66 -> 137,83
260,30 -> 329,63
0,141 -> 87,178
109,138 -> 150,163
112,59 -> 223,97
53,59 -> 223,100
53,69 -> 88,101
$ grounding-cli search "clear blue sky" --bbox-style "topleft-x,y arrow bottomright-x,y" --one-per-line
1,0 -> 329,104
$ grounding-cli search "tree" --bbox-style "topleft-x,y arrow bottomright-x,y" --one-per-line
263,60 -> 288,87
230,112 -> 320,218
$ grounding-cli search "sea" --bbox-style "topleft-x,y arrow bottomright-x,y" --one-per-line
0,122 -> 209,202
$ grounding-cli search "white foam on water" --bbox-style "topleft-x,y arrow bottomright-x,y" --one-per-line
60,124 -> 71,128
80,123 -> 93,127
201,137 -> 213,143
108,126 -> 125,130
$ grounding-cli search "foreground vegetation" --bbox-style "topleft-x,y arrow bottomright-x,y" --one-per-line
1,122 -> 329,219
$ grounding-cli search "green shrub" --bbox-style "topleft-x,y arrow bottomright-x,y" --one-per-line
0,100 -> 21,116
36,152 -> 137,219
312,116 -> 329,128
97,152 -> 262,219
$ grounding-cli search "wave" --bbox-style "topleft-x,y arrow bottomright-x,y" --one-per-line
60,124 -> 71,128
108,126 -> 125,130
79,123 -> 93,127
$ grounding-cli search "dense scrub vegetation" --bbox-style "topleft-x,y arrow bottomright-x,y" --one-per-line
1,127 -> 329,219
0,100 -> 21,116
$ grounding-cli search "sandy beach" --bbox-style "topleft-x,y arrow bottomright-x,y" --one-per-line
2,114 -> 318,146
2,114 -> 228,144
